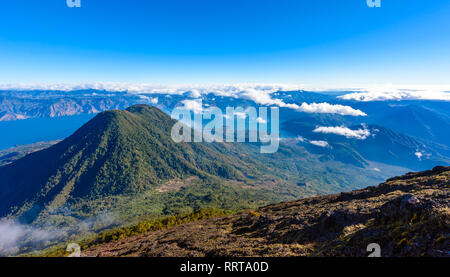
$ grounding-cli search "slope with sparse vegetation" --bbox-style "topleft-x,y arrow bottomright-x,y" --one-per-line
43,166 -> 448,258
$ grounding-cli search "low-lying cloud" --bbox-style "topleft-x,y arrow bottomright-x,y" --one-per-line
298,102 -> 367,116
313,126 -> 371,140
0,211 -> 118,256
0,220 -> 64,256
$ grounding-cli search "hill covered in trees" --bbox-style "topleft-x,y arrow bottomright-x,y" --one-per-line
0,105 -> 275,222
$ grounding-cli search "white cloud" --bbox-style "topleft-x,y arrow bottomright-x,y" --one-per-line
138,95 -> 158,104
180,99 -> 203,114
313,126 -> 371,140
256,117 -> 267,124
415,152 -> 423,160
310,140 -> 329,147
298,102 -> 367,116
223,110 -> 249,120
189,89 -> 202,98
239,88 -> 300,109
338,85 -> 450,101
233,112 -> 247,119
0,220 -> 63,255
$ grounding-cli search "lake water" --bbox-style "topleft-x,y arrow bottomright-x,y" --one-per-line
0,114 -> 96,150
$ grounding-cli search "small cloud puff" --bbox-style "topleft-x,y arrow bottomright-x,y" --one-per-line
256,117 -> 267,124
310,140 -> 329,147
180,99 -> 203,114
298,102 -> 367,116
295,136 -> 330,148
233,112 -> 247,119
138,95 -> 158,104
313,126 -> 371,140
415,152 -> 423,160
189,89 -> 202,98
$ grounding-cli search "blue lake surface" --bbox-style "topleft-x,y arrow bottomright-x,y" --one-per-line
0,114 -> 96,150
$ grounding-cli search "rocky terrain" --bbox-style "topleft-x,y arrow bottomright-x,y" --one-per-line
80,166 -> 449,257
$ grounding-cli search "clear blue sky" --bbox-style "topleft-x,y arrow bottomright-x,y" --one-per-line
0,0 -> 449,86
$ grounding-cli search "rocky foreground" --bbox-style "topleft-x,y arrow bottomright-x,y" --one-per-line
83,167 -> 449,257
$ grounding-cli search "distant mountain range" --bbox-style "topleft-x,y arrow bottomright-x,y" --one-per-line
0,90 -> 147,121
367,104 -> 450,145
283,118 -> 450,170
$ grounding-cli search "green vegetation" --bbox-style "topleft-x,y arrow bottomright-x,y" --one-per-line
61,180 -> 283,223
36,166 -> 447,258
33,208 -> 232,257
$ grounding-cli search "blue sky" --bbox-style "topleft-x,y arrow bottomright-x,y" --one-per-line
0,0 -> 449,86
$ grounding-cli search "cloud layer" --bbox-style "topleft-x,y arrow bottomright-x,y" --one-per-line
0,83 -> 304,95
0,82 -> 306,110
2,83 -> 449,102
338,85 -> 450,101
